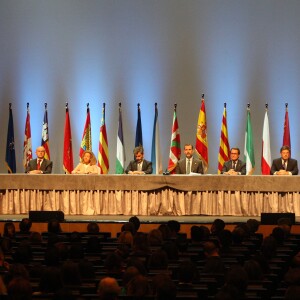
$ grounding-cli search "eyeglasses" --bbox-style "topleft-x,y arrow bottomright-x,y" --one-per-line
231,152 -> 239,155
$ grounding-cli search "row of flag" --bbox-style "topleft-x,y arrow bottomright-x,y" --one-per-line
4,98 -> 292,175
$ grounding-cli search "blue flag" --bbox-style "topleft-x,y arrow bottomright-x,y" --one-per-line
135,104 -> 143,147
5,104 -> 16,173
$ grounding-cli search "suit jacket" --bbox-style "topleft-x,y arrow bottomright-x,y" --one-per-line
221,159 -> 246,175
26,158 -> 53,174
175,157 -> 203,174
125,159 -> 153,174
270,158 -> 298,175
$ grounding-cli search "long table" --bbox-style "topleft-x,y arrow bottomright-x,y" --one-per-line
0,174 -> 300,216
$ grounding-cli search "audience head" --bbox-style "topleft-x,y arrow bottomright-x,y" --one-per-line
148,229 -> 163,246
121,222 -> 136,235
127,274 -> 150,297
278,217 -> 293,236
211,218 -> 225,235
19,218 -> 32,233
3,222 -> 15,238
97,277 -> 120,300
7,277 -> 32,300
47,219 -> 62,234
167,220 -> 181,236
129,216 -> 140,232
87,222 -> 100,233
80,150 -> 97,165
246,218 -> 260,234
152,274 -> 176,300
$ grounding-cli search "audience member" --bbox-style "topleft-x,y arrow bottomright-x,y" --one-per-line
18,218 -> 32,234
129,216 -> 141,233
97,277 -> 121,300
211,218 -> 225,235
152,274 -> 176,300
87,222 -> 100,233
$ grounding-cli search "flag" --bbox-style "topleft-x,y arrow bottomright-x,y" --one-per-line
217,104 -> 230,174
41,103 -> 50,159
80,104 -> 92,158
195,96 -> 208,172
167,104 -> 181,173
116,104 -> 126,174
98,103 -> 109,174
261,107 -> 271,175
135,103 -> 143,147
23,103 -> 32,169
283,103 -> 291,149
63,104 -> 74,174
5,104 -> 16,173
151,103 -> 163,174
244,105 -> 255,175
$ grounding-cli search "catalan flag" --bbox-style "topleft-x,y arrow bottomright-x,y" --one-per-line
218,104 -> 230,174
41,103 -> 50,160
167,104 -> 181,173
98,103 -> 109,174
195,95 -> 208,172
5,103 -> 16,173
63,104 -> 74,174
23,103 -> 32,169
80,104 -> 92,158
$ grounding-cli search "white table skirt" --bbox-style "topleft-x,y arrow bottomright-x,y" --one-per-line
0,174 -> 300,216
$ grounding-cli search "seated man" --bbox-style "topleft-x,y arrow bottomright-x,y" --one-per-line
175,144 -> 203,174
25,146 -> 53,174
221,147 -> 246,175
125,146 -> 152,174
270,145 -> 298,175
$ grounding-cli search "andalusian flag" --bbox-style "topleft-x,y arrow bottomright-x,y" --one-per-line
41,103 -> 50,159
195,95 -> 208,172
98,103 -> 109,174
23,103 -> 32,169
80,104 -> 92,158
218,103 -> 230,174
244,105 -> 255,175
261,105 -> 271,175
135,103 -> 143,147
116,103 -> 126,174
151,103 -> 163,174
5,103 -> 16,173
283,103 -> 291,149
63,103 -> 74,174
167,104 -> 181,173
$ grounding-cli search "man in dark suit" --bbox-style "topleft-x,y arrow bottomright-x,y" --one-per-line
270,145 -> 298,175
26,146 -> 53,174
175,144 -> 203,174
221,147 -> 246,175
125,146 -> 152,174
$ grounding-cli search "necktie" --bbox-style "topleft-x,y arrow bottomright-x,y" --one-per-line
37,160 -> 41,170
283,160 -> 287,170
187,159 -> 191,174
232,161 -> 236,170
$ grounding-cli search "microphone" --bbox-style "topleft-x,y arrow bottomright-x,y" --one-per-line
163,169 -> 170,175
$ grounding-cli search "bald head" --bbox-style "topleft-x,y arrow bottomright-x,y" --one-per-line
97,277 -> 120,300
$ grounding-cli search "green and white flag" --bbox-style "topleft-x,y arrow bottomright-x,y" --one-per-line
244,106 -> 255,175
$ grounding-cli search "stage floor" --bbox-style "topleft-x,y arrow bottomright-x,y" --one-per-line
1,214 -> 299,224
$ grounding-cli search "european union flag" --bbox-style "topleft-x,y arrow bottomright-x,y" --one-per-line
5,103 -> 16,173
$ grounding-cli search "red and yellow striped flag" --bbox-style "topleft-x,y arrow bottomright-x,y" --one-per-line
98,103 -> 109,174
195,95 -> 208,171
218,104 -> 230,173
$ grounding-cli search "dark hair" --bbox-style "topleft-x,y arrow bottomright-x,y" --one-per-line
19,218 -> 32,233
281,145 -> 291,152
231,147 -> 240,155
